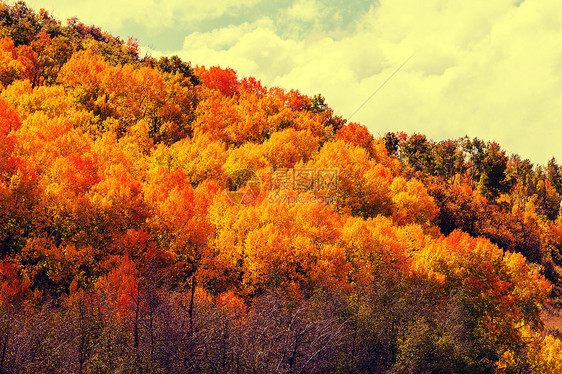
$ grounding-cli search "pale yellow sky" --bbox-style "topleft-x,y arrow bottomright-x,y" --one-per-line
16,0 -> 562,165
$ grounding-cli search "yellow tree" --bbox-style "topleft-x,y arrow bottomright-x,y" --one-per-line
306,140 -> 394,218
390,177 -> 438,228
261,128 -> 320,168
204,196 -> 347,297
150,134 -> 228,186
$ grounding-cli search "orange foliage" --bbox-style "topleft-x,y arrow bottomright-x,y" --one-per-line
196,65 -> 239,97
335,122 -> 375,157
205,199 -> 347,296
96,255 -> 140,316
262,128 -> 320,168
0,10 -> 557,368
239,76 -> 267,97
340,215 -> 413,286
419,231 -> 550,349
0,37 -> 24,87
0,261 -> 31,305
307,140 -> 394,217
390,177 -> 438,227
59,49 -> 194,141
0,99 -> 21,175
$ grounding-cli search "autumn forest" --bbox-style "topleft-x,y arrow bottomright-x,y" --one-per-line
1,2 -> 562,373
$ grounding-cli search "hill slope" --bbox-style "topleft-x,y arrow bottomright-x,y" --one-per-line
1,2 -> 562,372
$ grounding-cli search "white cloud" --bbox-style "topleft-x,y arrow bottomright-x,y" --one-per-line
182,18 -> 276,52
285,0 -> 324,22
19,0 -> 263,31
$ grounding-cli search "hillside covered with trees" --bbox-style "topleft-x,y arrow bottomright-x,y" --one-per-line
1,2 -> 562,373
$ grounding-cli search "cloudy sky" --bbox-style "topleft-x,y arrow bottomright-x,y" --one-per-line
12,0 -> 562,165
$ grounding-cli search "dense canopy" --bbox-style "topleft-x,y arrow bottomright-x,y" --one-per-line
0,2 -> 561,373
